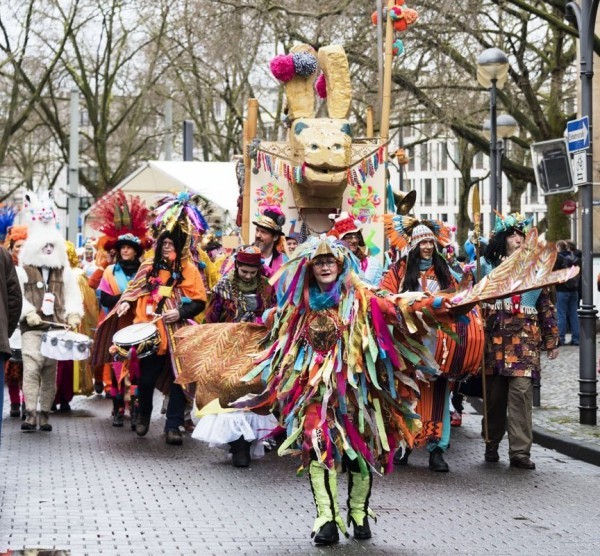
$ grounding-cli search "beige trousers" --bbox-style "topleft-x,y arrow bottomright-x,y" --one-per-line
484,374 -> 533,461
22,330 -> 57,413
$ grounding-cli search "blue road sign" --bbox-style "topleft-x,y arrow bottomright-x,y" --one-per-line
567,117 -> 590,152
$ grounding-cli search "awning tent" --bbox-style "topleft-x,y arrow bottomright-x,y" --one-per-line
83,160 -> 240,237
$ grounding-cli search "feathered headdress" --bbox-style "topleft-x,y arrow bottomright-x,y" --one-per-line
385,214 -> 451,252
493,212 -> 533,235
151,191 -> 209,238
271,235 -> 360,307
89,190 -> 150,249
0,205 -> 17,243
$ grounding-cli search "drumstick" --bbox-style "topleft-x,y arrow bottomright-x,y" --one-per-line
39,320 -> 70,329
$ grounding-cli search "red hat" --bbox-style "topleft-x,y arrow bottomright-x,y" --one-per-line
328,212 -> 362,239
235,245 -> 263,267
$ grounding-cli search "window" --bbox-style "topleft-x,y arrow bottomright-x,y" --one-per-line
437,178 -> 446,204
454,143 -> 462,165
474,152 -> 484,170
420,143 -> 429,171
440,142 -> 448,170
440,213 -> 448,222
214,100 -> 222,118
424,178 -> 432,204
408,147 -> 415,171
530,181 -> 538,203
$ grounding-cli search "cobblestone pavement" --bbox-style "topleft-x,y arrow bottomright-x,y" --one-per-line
533,340 -> 600,449
2,387 -> 600,556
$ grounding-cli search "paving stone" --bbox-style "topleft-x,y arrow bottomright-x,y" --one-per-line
2,382 -> 600,555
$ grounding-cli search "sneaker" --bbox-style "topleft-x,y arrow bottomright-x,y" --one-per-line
450,411 -> 462,427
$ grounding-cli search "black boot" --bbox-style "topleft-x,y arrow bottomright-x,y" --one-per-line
429,447 -> 449,472
313,521 -> 339,545
129,395 -> 139,431
228,436 -> 251,467
135,413 -> 150,437
393,447 -> 411,466
112,398 -> 124,427
9,403 -> 21,417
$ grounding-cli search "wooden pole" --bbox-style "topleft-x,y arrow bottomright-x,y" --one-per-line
366,106 -> 374,138
379,0 -> 395,148
242,99 -> 259,243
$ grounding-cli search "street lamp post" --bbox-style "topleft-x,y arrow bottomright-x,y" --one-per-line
483,114 -> 518,216
477,48 -> 510,233
565,0 -> 599,426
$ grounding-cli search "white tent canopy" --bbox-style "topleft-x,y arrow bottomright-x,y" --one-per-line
83,160 -> 240,237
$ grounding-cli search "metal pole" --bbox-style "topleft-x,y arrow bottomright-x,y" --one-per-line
164,99 -> 173,161
566,0 -> 599,425
183,120 -> 193,161
376,0 -> 384,118
489,80 -> 498,233
68,89 -> 79,244
399,127 -> 404,192
497,139 -> 504,216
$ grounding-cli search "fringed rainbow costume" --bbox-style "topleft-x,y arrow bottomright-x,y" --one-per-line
231,236 -> 450,541
238,236 -> 448,472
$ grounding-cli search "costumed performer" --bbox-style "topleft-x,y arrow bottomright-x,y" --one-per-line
91,191 -> 150,427
328,212 -> 383,287
52,240 -> 99,411
4,224 -> 28,419
253,206 -> 288,277
480,213 -> 559,470
381,217 -> 480,472
17,190 -> 83,433
192,245 -> 277,467
92,192 -> 207,446
230,235 -> 451,545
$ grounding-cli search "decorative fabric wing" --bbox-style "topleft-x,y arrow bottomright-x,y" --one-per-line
451,229 -> 579,312
174,323 -> 267,409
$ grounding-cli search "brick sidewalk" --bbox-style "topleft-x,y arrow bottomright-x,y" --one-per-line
2,390 -> 600,555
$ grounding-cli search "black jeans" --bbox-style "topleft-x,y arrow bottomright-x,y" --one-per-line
138,352 -> 186,432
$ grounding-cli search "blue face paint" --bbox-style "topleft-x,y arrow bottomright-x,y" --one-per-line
294,122 -> 309,135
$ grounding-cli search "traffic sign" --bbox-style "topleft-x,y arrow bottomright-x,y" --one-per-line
571,151 -> 587,185
561,200 -> 577,215
567,117 -> 590,152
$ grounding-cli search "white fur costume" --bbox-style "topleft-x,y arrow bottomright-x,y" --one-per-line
16,190 -> 83,431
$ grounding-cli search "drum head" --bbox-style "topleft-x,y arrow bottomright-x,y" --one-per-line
113,323 -> 158,346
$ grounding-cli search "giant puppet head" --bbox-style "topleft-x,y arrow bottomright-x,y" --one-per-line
19,189 -> 68,269
267,44 -> 356,210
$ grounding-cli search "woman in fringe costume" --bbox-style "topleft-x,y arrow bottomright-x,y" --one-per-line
92,192 -> 207,446
480,213 -> 559,470
381,216 -> 480,473
192,246 -> 278,467
232,235 -> 451,545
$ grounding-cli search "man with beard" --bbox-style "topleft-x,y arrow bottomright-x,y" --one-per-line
252,206 -> 287,277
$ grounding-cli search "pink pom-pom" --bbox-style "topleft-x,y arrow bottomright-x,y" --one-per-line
270,55 -> 295,82
315,73 -> 327,98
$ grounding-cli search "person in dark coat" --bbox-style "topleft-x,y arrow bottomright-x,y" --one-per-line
0,246 -> 23,446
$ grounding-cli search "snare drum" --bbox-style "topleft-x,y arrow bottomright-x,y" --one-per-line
41,330 -> 93,361
112,323 -> 160,359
